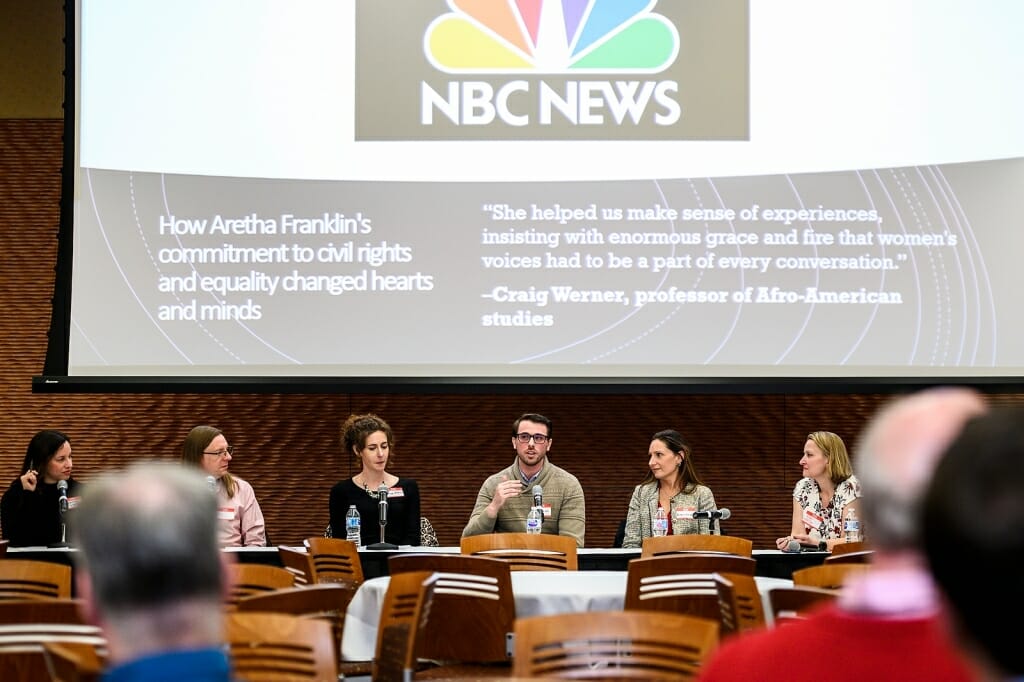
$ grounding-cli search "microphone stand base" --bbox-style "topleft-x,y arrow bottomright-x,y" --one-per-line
365,542 -> 399,550
47,542 -> 71,548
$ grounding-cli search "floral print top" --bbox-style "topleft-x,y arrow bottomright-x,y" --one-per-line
793,474 -> 861,540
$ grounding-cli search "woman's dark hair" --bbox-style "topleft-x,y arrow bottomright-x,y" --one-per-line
641,429 -> 706,494
21,430 -> 70,474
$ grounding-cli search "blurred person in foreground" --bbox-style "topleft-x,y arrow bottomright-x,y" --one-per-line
699,387 -> 985,682
923,406 -> 1024,681
462,412 -> 586,547
72,461 -> 231,681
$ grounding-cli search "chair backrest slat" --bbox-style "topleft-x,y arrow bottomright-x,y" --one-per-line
459,533 -> 578,571
641,535 -> 753,558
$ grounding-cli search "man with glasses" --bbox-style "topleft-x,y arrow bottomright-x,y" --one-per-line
462,413 -> 586,547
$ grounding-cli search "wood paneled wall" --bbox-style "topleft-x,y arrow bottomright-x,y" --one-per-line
1,120 -> 1015,549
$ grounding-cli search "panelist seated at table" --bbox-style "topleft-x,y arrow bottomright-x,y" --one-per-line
622,429 -> 719,549
1,429 -> 81,547
329,413 -> 421,546
462,412 -> 586,548
181,425 -> 266,547
775,431 -> 861,553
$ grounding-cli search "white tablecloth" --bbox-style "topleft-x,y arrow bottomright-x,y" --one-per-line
341,569 -> 790,661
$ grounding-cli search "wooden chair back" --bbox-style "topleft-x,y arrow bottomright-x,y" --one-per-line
641,534 -> 753,558
767,586 -> 837,625
791,562 -> 870,590
373,571 -> 437,682
0,559 -> 72,600
226,563 -> 295,609
389,553 -> 515,665
43,641 -> 104,682
237,582 -> 358,662
278,546 -> 315,586
513,610 -> 719,679
824,549 -> 874,565
305,537 -> 365,584
624,555 -> 755,625
459,532 -> 578,571
713,572 -> 766,636
226,611 -> 337,681
0,540 -> 7,555
828,540 -> 870,556
0,599 -> 106,681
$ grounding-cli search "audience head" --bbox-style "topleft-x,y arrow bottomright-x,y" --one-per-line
923,406 -> 1024,678
72,461 -> 226,658
804,431 -> 851,485
855,387 -> 986,552
644,429 -> 705,491
342,413 -> 395,462
21,429 -> 72,483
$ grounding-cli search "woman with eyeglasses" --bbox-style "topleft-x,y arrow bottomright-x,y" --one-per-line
621,429 -> 719,548
329,413 -> 421,546
181,425 -> 266,546
1,430 -> 80,547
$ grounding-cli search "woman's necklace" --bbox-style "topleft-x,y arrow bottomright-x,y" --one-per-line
356,473 -> 386,496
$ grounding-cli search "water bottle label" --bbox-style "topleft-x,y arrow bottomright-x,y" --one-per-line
843,519 -> 859,531
654,519 -> 668,533
347,517 -> 360,529
526,518 -> 541,530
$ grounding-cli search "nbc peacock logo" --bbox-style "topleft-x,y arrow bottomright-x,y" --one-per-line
424,0 -> 679,74
353,0 -> 749,141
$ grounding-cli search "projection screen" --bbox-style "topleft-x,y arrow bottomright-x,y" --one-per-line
54,0 -> 1024,387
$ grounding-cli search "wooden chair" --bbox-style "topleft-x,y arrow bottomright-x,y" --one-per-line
624,555 -> 756,630
791,562 -> 871,590
767,586 -> 837,625
829,540 -> 870,556
278,546 -> 316,586
0,599 -> 106,681
0,559 -> 72,600
641,534 -> 753,558
512,610 -> 719,679
305,537 -> 365,584
713,572 -> 766,636
237,582 -> 357,656
373,571 -> 438,682
226,611 -> 337,681
460,532 -> 578,571
42,641 -> 104,682
824,549 -> 874,564
388,554 -> 515,677
226,563 -> 295,609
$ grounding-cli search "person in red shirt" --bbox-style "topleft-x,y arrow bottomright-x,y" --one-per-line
699,387 -> 986,682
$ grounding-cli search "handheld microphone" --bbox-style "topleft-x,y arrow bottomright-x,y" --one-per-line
692,508 -> 731,520
532,485 -> 543,509
784,539 -> 802,553
57,480 -> 68,514
377,483 -> 389,525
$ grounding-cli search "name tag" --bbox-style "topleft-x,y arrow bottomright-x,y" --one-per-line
218,506 -> 235,520
674,505 -> 696,520
541,503 -> 552,518
802,508 -> 824,530
65,496 -> 81,510
387,487 -> 405,498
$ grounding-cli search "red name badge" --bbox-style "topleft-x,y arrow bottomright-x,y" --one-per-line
387,487 -> 405,498
217,506 -> 235,520
541,503 -> 552,517
802,507 -> 824,530
675,505 -> 696,520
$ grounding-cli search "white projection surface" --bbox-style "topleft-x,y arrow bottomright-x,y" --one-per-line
67,0 -> 1024,382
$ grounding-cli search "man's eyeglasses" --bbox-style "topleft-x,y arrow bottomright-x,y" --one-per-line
516,433 -> 550,444
203,446 -> 234,457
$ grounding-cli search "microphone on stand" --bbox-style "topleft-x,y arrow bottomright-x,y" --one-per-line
692,507 -> 730,534
206,475 -> 218,494
367,482 -> 398,550
50,480 -> 70,548
532,485 -> 543,509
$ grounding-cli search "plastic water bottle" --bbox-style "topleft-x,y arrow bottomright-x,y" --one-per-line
653,507 -> 669,537
525,506 -> 542,534
843,507 -> 861,543
345,505 -> 361,546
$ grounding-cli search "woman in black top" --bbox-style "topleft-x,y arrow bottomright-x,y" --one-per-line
329,414 -> 421,546
1,430 -> 80,547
